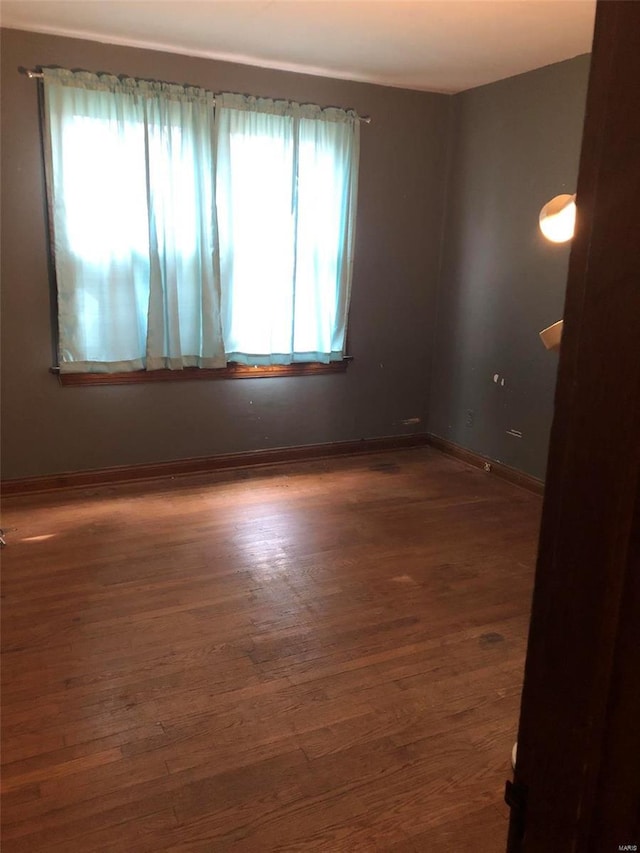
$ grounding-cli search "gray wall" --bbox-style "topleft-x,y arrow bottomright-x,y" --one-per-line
429,56 -> 591,480
0,29 -> 451,480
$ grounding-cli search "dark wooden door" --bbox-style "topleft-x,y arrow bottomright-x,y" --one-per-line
506,2 -> 640,850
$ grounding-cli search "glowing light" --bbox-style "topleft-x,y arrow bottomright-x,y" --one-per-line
539,194 -> 576,243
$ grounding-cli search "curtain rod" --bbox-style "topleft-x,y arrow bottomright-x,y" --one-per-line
21,68 -> 372,123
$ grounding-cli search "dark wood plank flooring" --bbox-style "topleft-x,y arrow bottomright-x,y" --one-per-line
1,448 -> 541,851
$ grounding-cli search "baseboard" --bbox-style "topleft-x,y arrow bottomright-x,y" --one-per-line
1,433 -> 430,496
426,434 -> 545,496
1,432 -> 544,498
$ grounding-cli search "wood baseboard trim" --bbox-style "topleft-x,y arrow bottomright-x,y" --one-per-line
426,434 -> 545,496
1,434 -> 430,496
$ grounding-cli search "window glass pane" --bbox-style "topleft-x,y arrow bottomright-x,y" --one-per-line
62,116 -> 149,262
53,111 -> 150,363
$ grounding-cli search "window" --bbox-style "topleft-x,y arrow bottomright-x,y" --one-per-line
42,69 -> 360,376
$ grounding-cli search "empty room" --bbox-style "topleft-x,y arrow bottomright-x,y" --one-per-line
5,1 -> 637,850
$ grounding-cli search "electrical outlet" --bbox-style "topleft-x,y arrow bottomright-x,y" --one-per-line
466,409 -> 474,427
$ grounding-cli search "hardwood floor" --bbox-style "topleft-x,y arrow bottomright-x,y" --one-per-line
1,448 -> 541,851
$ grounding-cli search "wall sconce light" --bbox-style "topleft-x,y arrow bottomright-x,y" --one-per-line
538,193 -> 575,351
539,193 -> 576,243
539,319 -> 563,352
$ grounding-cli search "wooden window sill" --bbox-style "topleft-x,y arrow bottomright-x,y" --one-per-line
53,359 -> 351,386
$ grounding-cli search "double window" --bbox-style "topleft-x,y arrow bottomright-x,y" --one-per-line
42,69 -> 360,374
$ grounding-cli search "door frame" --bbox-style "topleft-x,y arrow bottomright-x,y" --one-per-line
506,2 -> 640,850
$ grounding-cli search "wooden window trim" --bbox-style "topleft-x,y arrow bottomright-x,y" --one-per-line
53,359 -> 351,386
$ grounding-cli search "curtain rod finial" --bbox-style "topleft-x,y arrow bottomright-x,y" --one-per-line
19,67 -> 44,78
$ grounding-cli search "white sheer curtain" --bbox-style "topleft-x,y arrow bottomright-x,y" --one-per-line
43,68 -> 225,373
43,73 -> 360,373
215,94 -> 360,365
